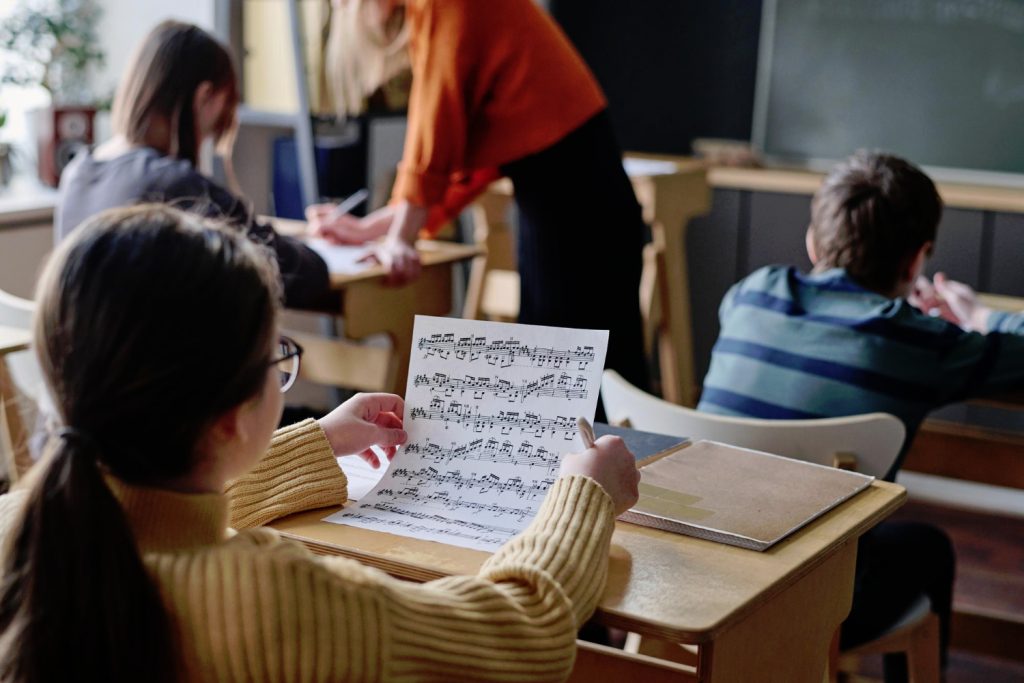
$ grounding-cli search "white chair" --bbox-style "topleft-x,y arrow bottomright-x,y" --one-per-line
0,288 -> 47,483
601,370 -> 940,683
601,369 -> 904,478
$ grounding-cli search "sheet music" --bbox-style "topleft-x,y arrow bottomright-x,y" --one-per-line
305,238 -> 372,275
324,315 -> 609,551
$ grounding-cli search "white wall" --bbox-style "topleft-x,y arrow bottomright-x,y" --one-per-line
92,0 -> 215,99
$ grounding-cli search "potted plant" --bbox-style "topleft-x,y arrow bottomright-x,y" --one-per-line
0,0 -> 104,186
0,107 -> 12,186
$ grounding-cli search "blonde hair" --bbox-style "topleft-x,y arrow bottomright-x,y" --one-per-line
326,0 -> 411,117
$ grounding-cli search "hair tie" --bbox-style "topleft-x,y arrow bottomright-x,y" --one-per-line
56,427 -> 103,456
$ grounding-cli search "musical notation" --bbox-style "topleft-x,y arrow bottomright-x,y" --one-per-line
326,316 -> 609,552
338,506 -> 516,545
405,437 -> 561,473
389,466 -> 554,500
375,487 -> 536,521
418,333 -> 596,370
410,397 -> 577,439
413,371 -> 588,403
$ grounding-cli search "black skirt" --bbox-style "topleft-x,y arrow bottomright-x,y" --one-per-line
500,109 -> 649,391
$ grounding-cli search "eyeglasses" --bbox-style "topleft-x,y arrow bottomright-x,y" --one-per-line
270,335 -> 304,393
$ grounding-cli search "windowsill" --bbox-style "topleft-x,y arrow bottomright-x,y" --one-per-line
0,175 -> 57,228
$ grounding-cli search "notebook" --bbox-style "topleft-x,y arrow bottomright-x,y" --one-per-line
619,440 -> 874,551
593,422 -> 689,463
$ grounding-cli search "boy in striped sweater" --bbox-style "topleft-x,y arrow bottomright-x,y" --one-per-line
699,151 -> 1024,682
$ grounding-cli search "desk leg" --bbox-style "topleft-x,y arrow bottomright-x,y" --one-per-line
343,264 -> 455,396
698,541 -> 857,683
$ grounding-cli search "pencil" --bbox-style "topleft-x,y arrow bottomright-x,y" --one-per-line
576,416 -> 597,449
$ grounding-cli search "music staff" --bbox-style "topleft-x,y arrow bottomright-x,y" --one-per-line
413,371 -> 588,403
339,507 -> 515,544
376,488 -> 536,521
405,437 -> 560,473
389,466 -> 554,499
410,398 -> 577,439
418,333 -> 596,370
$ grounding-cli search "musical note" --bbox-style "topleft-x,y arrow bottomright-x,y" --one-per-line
387,466 -> 555,500
413,371 -> 589,402
418,334 -> 596,370
410,398 -> 577,440
404,437 -> 560,473
325,316 -> 609,551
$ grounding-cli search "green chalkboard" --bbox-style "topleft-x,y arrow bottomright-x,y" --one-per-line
753,0 -> 1024,182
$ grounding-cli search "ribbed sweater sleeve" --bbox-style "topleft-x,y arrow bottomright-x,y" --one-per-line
373,475 -> 615,681
226,419 -> 347,529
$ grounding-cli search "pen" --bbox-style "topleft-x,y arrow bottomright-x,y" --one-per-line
576,416 -> 597,449
329,188 -> 369,219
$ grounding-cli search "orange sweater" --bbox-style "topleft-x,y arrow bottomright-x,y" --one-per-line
393,0 -> 606,231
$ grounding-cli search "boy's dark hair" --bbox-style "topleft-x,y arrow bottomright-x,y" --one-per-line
809,151 -> 943,294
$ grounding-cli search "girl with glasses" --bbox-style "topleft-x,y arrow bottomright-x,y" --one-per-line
0,204 -> 639,682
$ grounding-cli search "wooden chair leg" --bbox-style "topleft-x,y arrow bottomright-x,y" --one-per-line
906,612 -> 940,683
825,628 -> 840,683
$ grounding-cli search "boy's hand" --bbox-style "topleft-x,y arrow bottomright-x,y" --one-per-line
932,272 -> 992,332
910,275 -> 959,323
318,393 -> 408,469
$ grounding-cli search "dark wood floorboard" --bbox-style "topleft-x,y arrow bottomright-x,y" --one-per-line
890,499 -> 1024,619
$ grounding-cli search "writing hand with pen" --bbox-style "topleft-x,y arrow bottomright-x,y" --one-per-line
306,193 -> 426,286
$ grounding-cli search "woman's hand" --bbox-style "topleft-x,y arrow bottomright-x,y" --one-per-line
366,235 -> 422,285
318,393 -> 408,469
559,435 -> 641,515
306,204 -> 397,245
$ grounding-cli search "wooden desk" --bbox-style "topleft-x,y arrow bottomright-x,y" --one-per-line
269,449 -> 904,682
0,325 -> 33,481
271,217 -> 481,394
464,156 -> 712,406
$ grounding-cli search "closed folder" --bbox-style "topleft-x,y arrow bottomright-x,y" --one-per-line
619,440 -> 874,551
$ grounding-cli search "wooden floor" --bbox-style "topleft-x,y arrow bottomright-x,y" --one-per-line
848,498 -> 1024,681
891,499 -> 1024,624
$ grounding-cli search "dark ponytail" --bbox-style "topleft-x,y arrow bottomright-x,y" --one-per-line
0,204 -> 281,682
0,434 -> 178,682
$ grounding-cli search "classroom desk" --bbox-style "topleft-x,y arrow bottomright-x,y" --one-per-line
271,217 -> 482,395
269,444 -> 905,683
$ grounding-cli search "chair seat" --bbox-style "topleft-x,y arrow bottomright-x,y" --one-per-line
842,594 -> 933,658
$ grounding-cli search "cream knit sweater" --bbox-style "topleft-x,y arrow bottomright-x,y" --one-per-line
0,419 -> 615,682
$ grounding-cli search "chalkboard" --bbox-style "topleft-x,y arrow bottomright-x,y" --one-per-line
753,0 -> 1024,183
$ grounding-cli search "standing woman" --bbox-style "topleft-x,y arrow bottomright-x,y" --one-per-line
309,0 -> 649,389
56,20 -> 331,309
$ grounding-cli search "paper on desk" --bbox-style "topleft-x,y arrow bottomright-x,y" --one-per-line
305,238 -> 373,275
337,452 -> 387,501
623,157 -> 679,177
323,315 -> 609,551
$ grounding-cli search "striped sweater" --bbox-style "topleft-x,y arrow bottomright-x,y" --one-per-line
698,266 -> 1024,476
0,419 -> 615,682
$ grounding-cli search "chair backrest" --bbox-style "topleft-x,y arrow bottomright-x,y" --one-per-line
0,289 -> 45,403
601,370 -> 906,479
0,288 -> 50,481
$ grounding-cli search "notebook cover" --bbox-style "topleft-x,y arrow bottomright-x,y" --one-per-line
619,440 -> 874,551
593,422 -> 689,463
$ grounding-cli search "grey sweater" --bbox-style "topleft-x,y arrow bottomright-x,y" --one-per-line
57,147 -> 330,309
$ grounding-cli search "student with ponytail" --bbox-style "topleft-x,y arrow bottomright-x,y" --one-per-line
0,204 -> 639,682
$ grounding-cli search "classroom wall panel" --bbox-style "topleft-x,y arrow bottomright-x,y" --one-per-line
687,188 -> 743,382
924,208 -> 985,288
745,192 -> 812,273
988,212 -> 1024,297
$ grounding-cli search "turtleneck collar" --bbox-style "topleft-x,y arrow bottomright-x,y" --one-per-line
104,476 -> 229,553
